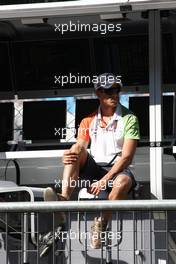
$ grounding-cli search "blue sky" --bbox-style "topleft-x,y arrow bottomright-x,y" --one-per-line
48,95 -> 129,113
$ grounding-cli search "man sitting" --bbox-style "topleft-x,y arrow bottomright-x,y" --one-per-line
44,73 -> 140,249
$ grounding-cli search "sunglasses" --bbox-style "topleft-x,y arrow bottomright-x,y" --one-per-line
99,87 -> 120,95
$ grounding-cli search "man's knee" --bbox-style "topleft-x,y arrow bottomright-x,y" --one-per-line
114,175 -> 132,190
70,144 -> 88,167
70,143 -> 83,154
108,175 -> 132,200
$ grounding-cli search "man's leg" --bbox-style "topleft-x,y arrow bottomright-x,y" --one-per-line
90,173 -> 133,249
40,145 -> 89,257
103,174 -> 132,221
109,174 -> 132,199
61,144 -> 88,200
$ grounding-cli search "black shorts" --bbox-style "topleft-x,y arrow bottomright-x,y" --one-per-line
79,154 -> 136,193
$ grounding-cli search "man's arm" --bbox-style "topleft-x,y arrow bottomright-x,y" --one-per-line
102,138 -> 137,181
89,138 -> 137,195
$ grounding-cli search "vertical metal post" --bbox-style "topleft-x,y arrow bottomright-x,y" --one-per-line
68,212 -> 71,264
5,213 -> 8,264
84,212 -> 87,264
100,211 -> 103,264
116,211 -> 119,264
23,213 -> 29,264
36,212 -> 39,264
133,211 -> 136,264
52,212 -> 55,264
149,211 -> 152,264
106,220 -> 112,264
149,10 -> 163,199
165,211 -> 169,264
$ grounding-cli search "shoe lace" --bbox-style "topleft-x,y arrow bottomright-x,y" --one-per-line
39,226 -> 63,245
91,219 -> 107,233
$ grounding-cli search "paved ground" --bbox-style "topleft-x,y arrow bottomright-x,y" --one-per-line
0,146 -> 175,198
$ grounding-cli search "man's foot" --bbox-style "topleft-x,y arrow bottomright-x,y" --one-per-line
44,187 -> 67,201
39,187 -> 67,257
90,217 -> 107,249
43,187 -> 67,225
39,226 -> 63,258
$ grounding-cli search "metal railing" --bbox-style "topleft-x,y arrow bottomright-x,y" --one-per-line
0,200 -> 176,264
1,200 -> 176,211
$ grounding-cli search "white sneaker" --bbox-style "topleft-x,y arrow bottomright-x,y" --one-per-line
43,187 -> 58,201
90,217 -> 107,249
43,187 -> 66,224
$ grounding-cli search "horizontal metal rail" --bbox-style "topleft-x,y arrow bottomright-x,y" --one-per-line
0,200 -> 176,212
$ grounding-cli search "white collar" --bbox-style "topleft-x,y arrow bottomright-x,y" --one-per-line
97,104 -> 122,122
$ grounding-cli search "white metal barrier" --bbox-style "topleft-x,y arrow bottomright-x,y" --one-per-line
0,200 -> 176,264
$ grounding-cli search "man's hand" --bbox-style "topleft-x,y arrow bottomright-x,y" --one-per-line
62,149 -> 79,165
88,179 -> 107,196
62,143 -> 83,165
